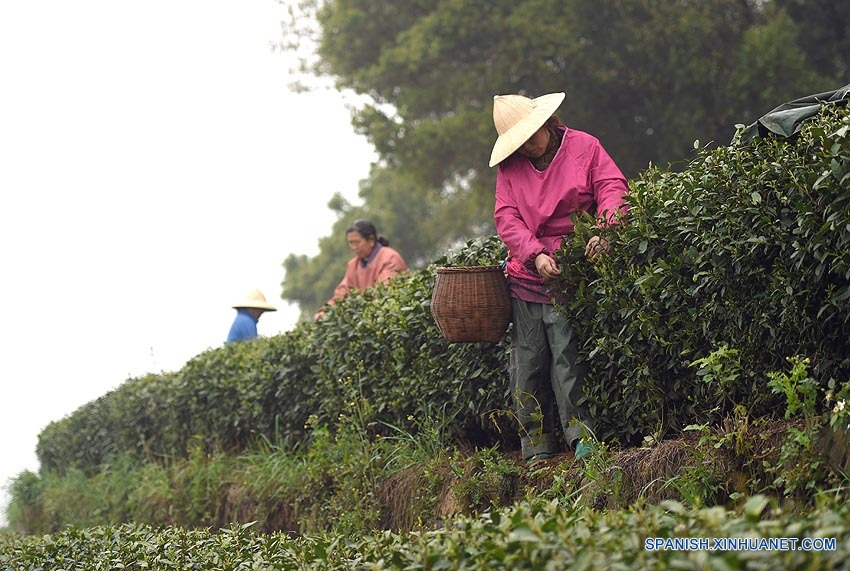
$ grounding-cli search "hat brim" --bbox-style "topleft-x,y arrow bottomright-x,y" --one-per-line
233,303 -> 277,311
489,92 -> 565,168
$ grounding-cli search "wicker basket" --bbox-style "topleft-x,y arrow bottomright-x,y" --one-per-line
430,265 -> 512,343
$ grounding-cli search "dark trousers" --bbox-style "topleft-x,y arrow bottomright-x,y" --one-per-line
509,298 -> 590,459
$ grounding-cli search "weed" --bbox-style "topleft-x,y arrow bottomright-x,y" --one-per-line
767,356 -> 819,419
452,447 -> 521,514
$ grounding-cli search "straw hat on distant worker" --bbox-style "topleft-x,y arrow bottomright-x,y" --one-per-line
233,289 -> 277,312
226,288 -> 276,343
489,92 -> 565,167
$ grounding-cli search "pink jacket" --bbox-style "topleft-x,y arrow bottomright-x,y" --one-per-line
494,126 -> 629,301
329,245 -> 408,304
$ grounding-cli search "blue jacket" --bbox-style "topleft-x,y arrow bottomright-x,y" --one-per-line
226,309 -> 258,343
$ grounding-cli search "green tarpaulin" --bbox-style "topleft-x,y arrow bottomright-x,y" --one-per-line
738,83 -> 850,142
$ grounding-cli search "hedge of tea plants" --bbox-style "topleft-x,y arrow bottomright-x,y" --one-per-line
554,106 -> 850,445
35,107 -> 850,474
2,498 -> 849,570
36,237 -> 514,474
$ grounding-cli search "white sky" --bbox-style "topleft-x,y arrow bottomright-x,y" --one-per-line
0,0 -> 375,526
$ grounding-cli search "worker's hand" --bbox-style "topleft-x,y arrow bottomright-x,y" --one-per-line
534,253 -> 561,280
585,236 -> 610,261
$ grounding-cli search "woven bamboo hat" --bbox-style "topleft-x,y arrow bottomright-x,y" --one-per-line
489,92 -> 565,167
233,289 -> 277,311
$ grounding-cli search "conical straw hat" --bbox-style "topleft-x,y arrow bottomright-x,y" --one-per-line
489,92 -> 565,167
233,288 -> 277,311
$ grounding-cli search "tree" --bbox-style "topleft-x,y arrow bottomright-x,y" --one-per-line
772,0 -> 850,81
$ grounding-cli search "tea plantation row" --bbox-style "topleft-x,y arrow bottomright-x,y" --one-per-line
2,498 -> 849,570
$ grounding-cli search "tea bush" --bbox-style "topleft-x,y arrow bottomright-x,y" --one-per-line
556,107 -> 850,444
36,236 -> 512,474
2,499 -> 849,570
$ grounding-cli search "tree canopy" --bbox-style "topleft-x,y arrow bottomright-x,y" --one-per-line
280,0 -> 847,317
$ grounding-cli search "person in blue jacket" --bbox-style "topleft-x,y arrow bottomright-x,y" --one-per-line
226,289 -> 277,343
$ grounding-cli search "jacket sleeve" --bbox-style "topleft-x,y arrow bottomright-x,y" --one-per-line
589,142 -> 630,225
331,278 -> 350,302
327,260 -> 355,306
494,169 -> 548,267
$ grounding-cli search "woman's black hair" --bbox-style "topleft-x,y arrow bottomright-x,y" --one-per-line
347,219 -> 389,246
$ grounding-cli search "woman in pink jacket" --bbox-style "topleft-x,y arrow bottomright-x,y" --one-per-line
318,219 -> 408,317
490,92 -> 629,466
